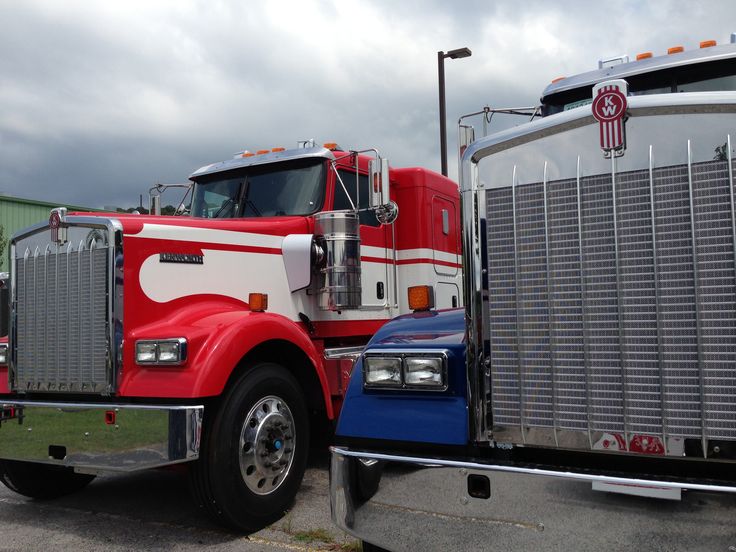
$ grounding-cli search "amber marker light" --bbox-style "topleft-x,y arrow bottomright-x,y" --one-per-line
323,142 -> 338,150
636,52 -> 653,60
700,40 -> 717,48
249,293 -> 269,312
550,76 -> 565,83
242,152 -> 255,157
667,46 -> 684,54
408,285 -> 435,312
271,147 -> 285,152
256,149 -> 270,155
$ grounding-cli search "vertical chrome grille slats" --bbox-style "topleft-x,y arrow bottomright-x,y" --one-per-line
487,152 -> 736,450
14,233 -> 110,393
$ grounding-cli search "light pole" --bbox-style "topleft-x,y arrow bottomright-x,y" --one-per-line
438,47 -> 471,177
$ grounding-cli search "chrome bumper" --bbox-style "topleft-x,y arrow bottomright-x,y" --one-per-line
0,401 -> 202,473
330,446 -> 736,552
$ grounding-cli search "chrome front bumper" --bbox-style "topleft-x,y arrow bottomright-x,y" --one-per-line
0,401 -> 203,473
330,446 -> 736,552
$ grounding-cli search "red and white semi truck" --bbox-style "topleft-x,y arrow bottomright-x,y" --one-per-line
0,143 -> 461,530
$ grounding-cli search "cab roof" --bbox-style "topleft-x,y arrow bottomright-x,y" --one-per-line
541,40 -> 736,101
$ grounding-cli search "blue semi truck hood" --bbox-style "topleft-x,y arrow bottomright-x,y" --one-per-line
335,308 -> 469,445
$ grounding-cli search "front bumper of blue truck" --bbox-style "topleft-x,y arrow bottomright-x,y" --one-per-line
330,446 -> 736,552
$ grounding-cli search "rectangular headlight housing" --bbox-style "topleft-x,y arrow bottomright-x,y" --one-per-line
0,344 -> 7,366
363,356 -> 402,387
404,357 -> 444,387
363,350 -> 448,391
135,339 -> 187,366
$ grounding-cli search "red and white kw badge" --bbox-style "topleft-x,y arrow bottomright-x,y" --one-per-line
592,79 -> 628,158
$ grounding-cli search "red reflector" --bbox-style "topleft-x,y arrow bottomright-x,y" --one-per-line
105,410 -> 116,425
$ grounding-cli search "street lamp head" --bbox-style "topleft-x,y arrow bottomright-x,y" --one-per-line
445,47 -> 472,59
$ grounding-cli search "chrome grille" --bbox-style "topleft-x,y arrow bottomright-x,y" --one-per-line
13,239 -> 111,393
487,154 -> 736,449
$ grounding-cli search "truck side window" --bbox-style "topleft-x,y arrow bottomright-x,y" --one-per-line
333,170 -> 380,227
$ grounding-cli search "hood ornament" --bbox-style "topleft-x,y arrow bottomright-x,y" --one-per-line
49,207 -> 68,245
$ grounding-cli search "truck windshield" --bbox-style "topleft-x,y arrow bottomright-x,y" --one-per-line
190,158 -> 326,218
542,58 -> 736,116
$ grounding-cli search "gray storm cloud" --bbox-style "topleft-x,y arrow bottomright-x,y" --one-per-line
1,0 -> 734,207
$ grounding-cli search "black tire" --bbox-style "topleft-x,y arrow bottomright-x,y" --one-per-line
362,542 -> 392,552
0,459 -> 95,499
189,362 -> 310,532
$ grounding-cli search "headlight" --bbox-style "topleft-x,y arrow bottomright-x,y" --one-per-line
0,344 -> 7,366
404,357 -> 444,387
364,356 -> 402,386
363,350 -> 448,391
135,338 -> 187,366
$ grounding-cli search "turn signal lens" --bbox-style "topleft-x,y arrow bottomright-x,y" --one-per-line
700,40 -> 717,48
667,46 -> 684,54
636,52 -> 653,60
408,285 -> 434,311
363,357 -> 402,387
249,293 -> 268,312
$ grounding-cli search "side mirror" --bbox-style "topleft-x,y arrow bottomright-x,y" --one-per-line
368,158 -> 390,208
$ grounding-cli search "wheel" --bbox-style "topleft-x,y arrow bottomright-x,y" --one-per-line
362,542 -> 392,552
0,459 -> 95,499
189,362 -> 310,531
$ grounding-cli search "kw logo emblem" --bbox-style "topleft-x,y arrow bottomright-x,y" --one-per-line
592,79 -> 628,158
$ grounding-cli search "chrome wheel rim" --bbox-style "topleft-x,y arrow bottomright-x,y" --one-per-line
239,395 -> 296,495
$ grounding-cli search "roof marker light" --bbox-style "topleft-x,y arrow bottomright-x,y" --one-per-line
700,40 -> 717,48
272,147 -> 285,152
323,142 -> 338,150
550,76 -> 565,84
256,149 -> 270,155
636,52 -> 653,60
667,46 -> 684,55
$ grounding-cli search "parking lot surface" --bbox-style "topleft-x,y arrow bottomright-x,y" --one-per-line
0,450 -> 357,552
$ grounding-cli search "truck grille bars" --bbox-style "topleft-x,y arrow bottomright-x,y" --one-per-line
486,144 -> 736,456
10,220 -> 118,394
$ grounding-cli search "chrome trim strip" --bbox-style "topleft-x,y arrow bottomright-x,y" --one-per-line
542,162 -> 559,447
686,140 -> 708,458
576,157 -> 593,449
331,446 -> 736,493
649,145 -> 668,452
611,155 -> 630,446
323,345 -> 365,361
511,166 -> 526,443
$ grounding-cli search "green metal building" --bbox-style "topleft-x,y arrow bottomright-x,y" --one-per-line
0,194 -> 101,271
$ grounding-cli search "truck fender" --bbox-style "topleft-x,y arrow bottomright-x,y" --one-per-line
189,310 -> 334,419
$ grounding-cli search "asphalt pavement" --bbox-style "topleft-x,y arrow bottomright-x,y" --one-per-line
0,449 -> 357,552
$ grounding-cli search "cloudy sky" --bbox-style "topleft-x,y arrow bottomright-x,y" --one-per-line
2,0 -> 736,208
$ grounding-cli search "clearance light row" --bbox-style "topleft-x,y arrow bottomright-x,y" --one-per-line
551,39 -> 724,84
237,142 -> 340,158
636,39 -> 718,61
363,351 -> 448,391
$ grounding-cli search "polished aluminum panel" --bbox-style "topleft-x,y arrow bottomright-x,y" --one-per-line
9,217 -> 122,394
331,447 -> 736,552
0,401 -> 202,471
462,93 -> 736,453
315,211 -> 362,310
